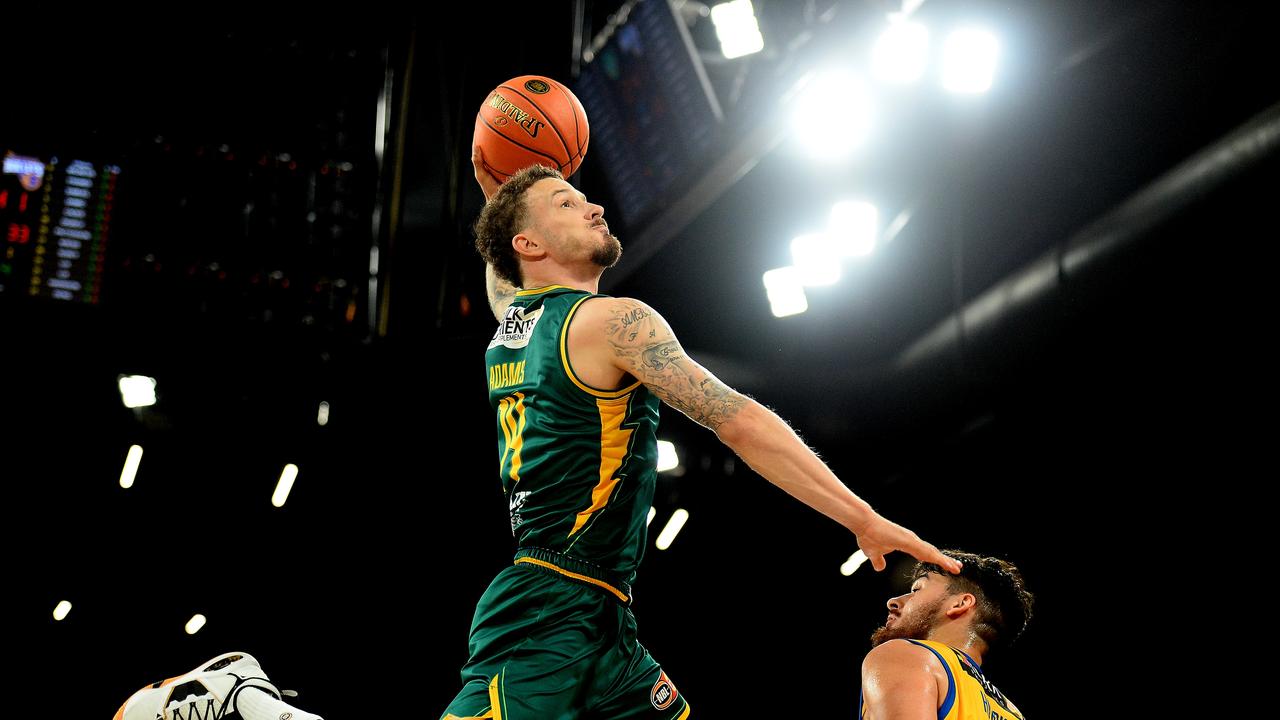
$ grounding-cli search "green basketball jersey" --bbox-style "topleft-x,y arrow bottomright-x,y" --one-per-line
485,284 -> 661,591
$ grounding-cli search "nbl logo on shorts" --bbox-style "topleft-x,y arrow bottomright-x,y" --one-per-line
650,670 -> 678,711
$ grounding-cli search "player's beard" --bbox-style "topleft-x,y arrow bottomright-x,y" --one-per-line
870,595 -> 946,647
591,229 -> 622,269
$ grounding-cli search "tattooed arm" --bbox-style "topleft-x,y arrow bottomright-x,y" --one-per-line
485,264 -> 519,321
587,297 -> 960,574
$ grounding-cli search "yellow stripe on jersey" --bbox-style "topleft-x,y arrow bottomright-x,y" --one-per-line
560,295 -> 642,399
514,556 -> 631,603
567,394 -> 634,540
489,671 -> 504,720
498,393 -> 527,483
515,284 -> 577,296
677,702 -> 691,719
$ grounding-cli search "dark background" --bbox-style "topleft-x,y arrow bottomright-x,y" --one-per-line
2,2 -> 1270,716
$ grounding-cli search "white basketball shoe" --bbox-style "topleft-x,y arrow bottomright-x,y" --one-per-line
113,651 -> 283,720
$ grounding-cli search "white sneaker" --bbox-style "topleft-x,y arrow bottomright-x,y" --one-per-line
113,651 -> 281,720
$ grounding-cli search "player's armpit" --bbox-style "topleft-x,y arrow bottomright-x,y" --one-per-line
485,264 -> 519,321
599,298 -> 747,431
860,641 -> 944,720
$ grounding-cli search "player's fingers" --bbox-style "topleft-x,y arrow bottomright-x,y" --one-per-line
870,551 -> 888,572
911,538 -> 962,574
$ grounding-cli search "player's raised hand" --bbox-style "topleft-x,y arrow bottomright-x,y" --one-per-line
854,514 -> 963,574
472,145 -> 502,202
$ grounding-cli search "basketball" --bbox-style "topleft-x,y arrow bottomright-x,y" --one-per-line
473,75 -> 590,182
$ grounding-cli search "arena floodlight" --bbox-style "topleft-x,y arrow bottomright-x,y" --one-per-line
118,375 -> 157,408
711,0 -> 765,59
657,440 -> 680,472
790,233 -> 842,286
272,464 -> 299,508
791,69 -> 872,161
829,201 -> 879,257
119,445 -> 143,489
53,600 -> 72,621
841,549 -> 869,576
872,21 -> 929,84
317,401 -> 331,426
185,613 -> 207,635
762,267 -> 808,318
655,509 -> 690,550
942,28 -> 998,94
647,507 -> 657,527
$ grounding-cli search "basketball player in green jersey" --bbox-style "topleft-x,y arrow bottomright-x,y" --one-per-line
440,148 -> 963,720
861,551 -> 1033,720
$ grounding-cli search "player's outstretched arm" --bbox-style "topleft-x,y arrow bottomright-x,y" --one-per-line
584,296 -> 961,574
472,145 -> 520,321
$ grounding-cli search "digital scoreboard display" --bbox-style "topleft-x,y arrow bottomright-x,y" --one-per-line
1,151 -> 118,304
573,0 -> 723,229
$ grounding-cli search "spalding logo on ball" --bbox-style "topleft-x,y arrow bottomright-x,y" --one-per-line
473,75 -> 589,182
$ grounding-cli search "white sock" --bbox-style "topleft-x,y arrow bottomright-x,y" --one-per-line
235,686 -> 324,720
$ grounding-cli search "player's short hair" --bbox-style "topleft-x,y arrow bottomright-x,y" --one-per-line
913,550 -> 1034,653
474,165 -> 564,287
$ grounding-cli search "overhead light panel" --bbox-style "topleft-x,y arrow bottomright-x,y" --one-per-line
872,21 -> 929,84
762,267 -> 808,318
942,28 -> 998,94
657,440 -> 680,472
272,464 -> 299,508
655,509 -> 690,550
711,0 -> 765,59
118,375 -> 157,408
790,233 -> 842,287
119,445 -> 143,489
829,201 -> 879,257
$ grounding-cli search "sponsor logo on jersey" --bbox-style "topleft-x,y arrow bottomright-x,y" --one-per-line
489,305 -> 544,349
650,670 -> 678,711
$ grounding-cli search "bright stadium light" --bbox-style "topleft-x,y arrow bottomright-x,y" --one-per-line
790,233 -> 842,286
317,401 -> 330,426
762,267 -> 808,318
829,201 -> 879,257
841,549 -> 869,576
119,445 -> 143,489
118,375 -> 157,408
791,69 -> 872,160
710,0 -> 765,59
657,440 -> 680,472
53,600 -> 72,621
272,464 -> 298,508
185,613 -> 207,635
647,506 -> 657,527
655,509 -> 690,550
942,28 -> 999,94
872,21 -> 929,84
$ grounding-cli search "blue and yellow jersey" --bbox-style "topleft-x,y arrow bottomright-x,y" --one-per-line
861,640 -> 1024,720
484,285 -> 660,600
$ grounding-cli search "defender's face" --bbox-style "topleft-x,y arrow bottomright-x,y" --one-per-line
525,178 -> 620,269
870,572 -> 951,646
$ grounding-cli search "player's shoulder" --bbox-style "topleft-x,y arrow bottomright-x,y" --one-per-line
862,639 -> 946,673
573,295 -> 665,329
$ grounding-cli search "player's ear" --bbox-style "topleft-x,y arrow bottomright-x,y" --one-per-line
512,232 -> 545,260
944,593 -> 977,619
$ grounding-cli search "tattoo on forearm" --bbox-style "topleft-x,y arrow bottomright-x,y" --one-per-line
606,301 -> 747,429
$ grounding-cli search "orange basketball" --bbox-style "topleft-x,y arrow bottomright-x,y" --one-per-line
473,75 -> 589,182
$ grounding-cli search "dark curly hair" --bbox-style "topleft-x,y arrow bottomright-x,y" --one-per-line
473,165 -> 564,287
913,550 -> 1034,653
